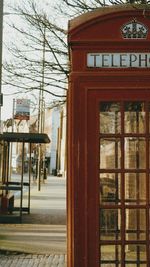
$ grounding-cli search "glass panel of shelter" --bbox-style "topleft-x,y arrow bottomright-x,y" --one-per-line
99,101 -> 149,266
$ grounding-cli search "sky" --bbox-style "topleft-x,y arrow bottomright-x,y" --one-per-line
1,0 -> 68,121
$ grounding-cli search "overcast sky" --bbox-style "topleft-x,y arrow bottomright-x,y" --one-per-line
1,0 -> 68,121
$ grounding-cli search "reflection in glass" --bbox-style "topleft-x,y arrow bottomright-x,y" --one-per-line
124,138 -> 146,169
125,245 -> 146,263
100,102 -> 121,134
125,265 -> 146,267
100,209 -> 121,240
124,102 -> 145,133
99,100 -> 149,266
100,245 -> 121,265
100,138 -> 121,169
125,173 -> 146,204
125,209 -> 146,241
149,103 -> 150,133
100,173 -> 121,204
148,141 -> 150,168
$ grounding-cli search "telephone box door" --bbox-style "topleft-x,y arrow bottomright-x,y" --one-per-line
87,88 -> 150,266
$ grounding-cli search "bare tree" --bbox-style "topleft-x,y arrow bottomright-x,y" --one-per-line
55,0 -> 126,17
3,0 -> 150,104
3,0 -> 68,103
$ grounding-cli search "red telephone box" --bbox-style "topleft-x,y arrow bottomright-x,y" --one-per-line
67,5 -> 150,267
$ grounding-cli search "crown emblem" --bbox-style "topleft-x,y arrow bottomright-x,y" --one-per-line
121,19 -> 148,39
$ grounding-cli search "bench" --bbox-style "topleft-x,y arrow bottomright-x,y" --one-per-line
0,194 -> 14,214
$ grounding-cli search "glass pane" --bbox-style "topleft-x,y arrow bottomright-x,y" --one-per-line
124,102 -> 145,133
100,102 -> 121,134
149,212 -> 150,238
125,265 -> 146,267
100,245 -> 121,265
125,173 -> 146,204
100,173 -> 121,204
149,102 -> 150,132
124,138 -> 146,169
100,138 -> 121,169
125,245 -> 146,263
149,175 -> 150,203
125,209 -> 146,241
100,209 -> 121,240
100,265 -> 121,267
149,141 -> 150,168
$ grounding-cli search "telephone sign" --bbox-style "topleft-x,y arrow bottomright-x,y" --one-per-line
87,53 -> 150,68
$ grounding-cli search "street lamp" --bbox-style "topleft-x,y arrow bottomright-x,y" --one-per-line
0,9 -> 20,132
37,23 -> 46,191
0,0 -> 3,181
0,0 -> 3,133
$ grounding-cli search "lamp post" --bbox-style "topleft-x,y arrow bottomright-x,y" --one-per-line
0,0 -> 3,133
0,9 -> 19,132
37,23 -> 46,191
0,0 -> 3,180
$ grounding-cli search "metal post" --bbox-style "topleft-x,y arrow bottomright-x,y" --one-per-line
0,0 -> 3,183
9,99 -> 15,179
37,23 -> 46,191
28,143 -> 31,213
20,142 -> 25,222
0,0 -> 3,127
41,24 -> 45,134
38,144 -> 41,191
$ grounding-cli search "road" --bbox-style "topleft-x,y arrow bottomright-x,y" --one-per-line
0,224 -> 66,254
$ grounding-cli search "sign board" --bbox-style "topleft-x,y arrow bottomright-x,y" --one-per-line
87,53 -> 150,68
14,99 -> 30,120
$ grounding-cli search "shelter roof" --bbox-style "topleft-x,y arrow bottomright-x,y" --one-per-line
0,132 -> 50,143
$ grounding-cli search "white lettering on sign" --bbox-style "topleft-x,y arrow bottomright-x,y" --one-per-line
87,53 -> 150,68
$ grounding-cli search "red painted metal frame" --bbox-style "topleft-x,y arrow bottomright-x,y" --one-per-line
67,78 -> 150,267
67,5 -> 150,267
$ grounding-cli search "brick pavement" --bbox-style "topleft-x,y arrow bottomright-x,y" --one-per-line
0,251 -> 67,267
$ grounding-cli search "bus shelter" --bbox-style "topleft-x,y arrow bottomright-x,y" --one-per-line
0,132 -> 50,223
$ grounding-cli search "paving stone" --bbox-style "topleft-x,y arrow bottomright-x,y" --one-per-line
32,258 -> 40,267
59,255 -> 65,263
25,254 -> 33,259
19,259 -> 30,267
27,259 -> 35,267
47,255 -> 54,264
0,254 -> 66,267
0,260 -> 7,267
10,259 -> 20,267
15,259 -> 24,267
52,255 -> 59,265
2,259 -> 12,267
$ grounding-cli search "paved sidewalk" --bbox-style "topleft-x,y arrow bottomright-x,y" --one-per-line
0,175 -> 67,266
0,251 -> 67,267
16,175 -> 66,225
